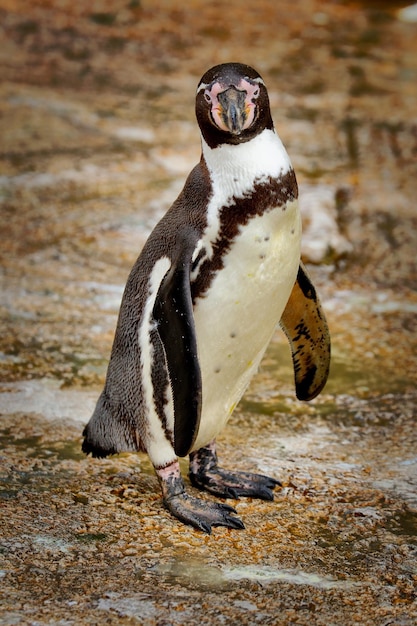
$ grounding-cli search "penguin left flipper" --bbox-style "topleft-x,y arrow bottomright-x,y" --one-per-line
280,262 -> 331,401
153,227 -> 202,458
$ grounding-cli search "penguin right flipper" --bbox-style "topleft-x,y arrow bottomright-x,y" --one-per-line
280,262 -> 331,401
153,227 -> 202,459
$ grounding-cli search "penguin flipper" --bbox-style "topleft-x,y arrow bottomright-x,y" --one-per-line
280,262 -> 331,401
153,229 -> 202,458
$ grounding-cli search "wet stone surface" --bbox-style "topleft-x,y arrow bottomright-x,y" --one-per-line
1,0 -> 417,624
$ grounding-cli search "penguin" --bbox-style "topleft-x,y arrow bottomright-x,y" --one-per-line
82,62 -> 331,533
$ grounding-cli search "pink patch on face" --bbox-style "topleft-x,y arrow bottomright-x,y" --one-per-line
204,77 -> 261,133
238,78 -> 261,130
204,83 -> 229,132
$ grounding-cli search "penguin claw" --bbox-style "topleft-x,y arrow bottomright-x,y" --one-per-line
163,492 -> 245,534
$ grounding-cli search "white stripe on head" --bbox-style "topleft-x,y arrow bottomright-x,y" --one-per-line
197,75 -> 265,93
196,81 -> 211,93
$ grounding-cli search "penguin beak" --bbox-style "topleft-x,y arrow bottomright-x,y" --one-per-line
217,86 -> 248,135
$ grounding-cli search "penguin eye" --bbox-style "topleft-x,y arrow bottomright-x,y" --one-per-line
204,91 -> 211,103
253,87 -> 260,98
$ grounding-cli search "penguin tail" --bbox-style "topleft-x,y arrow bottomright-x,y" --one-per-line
82,391 -> 141,458
81,434 -> 114,458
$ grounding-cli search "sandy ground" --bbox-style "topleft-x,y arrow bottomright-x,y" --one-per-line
1,1 -> 417,624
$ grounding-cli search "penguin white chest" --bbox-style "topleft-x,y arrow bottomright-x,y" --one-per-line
192,172 -> 301,450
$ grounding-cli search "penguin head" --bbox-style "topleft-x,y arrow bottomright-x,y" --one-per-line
196,63 -> 274,148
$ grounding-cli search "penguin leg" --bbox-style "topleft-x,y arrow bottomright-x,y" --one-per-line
155,461 -> 245,534
189,440 -> 281,500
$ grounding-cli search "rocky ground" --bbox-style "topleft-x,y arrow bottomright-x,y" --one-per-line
1,1 -> 417,624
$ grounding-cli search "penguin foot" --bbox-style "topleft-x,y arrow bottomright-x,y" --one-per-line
156,459 -> 244,533
190,467 -> 280,500
164,492 -> 245,534
189,441 -> 281,500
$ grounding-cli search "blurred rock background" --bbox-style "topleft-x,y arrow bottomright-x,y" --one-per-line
1,1 -> 417,624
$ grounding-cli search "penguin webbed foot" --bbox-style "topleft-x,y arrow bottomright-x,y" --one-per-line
156,460 -> 244,534
191,468 -> 280,500
164,492 -> 245,534
189,442 -> 281,501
